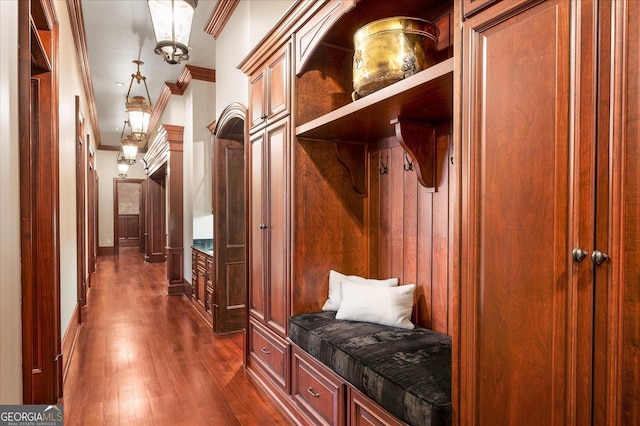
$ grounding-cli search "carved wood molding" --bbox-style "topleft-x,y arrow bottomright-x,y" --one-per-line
186,65 -> 216,83
143,127 -> 169,177
205,0 -> 240,40
66,0 -> 101,148
214,102 -> 247,136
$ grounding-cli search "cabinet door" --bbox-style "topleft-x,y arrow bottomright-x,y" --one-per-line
266,44 -> 290,122
615,1 -> 640,424
265,118 -> 290,336
460,1 -> 581,424
249,131 -> 266,321
248,43 -> 290,132
249,69 -> 266,130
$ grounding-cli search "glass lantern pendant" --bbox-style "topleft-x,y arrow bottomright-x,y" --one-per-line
121,135 -> 139,162
117,151 -> 131,177
148,0 -> 198,65
125,60 -> 152,140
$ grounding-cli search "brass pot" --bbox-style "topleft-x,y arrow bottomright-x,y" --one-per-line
353,17 -> 439,98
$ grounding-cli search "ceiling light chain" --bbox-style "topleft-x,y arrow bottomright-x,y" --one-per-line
126,60 -> 152,107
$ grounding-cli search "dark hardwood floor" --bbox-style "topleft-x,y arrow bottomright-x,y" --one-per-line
63,248 -> 293,425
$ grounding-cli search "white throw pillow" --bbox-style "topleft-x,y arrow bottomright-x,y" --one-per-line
321,270 -> 398,312
335,280 -> 416,329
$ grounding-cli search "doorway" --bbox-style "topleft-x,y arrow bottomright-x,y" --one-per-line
113,178 -> 144,255
212,103 -> 247,333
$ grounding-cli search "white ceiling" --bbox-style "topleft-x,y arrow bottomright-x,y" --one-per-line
81,0 -> 218,147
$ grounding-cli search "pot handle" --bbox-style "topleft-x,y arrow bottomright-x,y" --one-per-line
353,50 -> 363,70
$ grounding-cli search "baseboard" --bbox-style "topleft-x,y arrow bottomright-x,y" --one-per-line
98,246 -> 115,256
61,304 -> 82,385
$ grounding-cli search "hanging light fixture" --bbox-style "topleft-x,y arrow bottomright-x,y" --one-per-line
125,60 -> 152,140
119,120 -> 140,162
148,0 -> 198,64
121,134 -> 140,162
117,150 -> 133,177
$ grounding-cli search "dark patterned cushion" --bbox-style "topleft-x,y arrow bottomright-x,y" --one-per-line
289,311 -> 451,426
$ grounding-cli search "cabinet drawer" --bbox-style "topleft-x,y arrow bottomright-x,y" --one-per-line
196,252 -> 207,271
292,346 -> 346,426
248,319 -> 289,391
348,386 -> 406,426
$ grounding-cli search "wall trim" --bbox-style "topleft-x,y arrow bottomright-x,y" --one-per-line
98,246 -> 115,256
61,304 -> 81,386
204,0 -> 240,40
66,0 -> 101,148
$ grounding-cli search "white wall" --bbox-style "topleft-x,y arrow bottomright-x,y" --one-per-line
55,0 -> 99,345
215,0 -> 293,127
181,79 -> 215,283
0,0 -> 23,404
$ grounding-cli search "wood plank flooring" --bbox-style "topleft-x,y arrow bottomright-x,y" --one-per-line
63,249 -> 294,425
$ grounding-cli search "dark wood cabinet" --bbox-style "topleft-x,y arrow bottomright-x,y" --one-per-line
248,117 -> 291,337
459,0 -> 639,424
291,346 -> 346,426
191,248 -> 214,326
248,43 -> 290,130
245,32 -> 295,418
248,318 -> 290,393
348,386 -> 405,426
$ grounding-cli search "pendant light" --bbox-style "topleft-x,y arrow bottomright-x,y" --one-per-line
148,0 -> 198,65
125,60 -> 152,140
119,120 -> 140,162
117,151 -> 132,177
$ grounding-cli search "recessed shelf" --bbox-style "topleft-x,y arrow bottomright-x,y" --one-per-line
30,17 -> 51,75
295,57 -> 453,141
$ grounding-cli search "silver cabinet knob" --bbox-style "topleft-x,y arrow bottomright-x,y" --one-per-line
591,250 -> 609,266
572,248 -> 588,263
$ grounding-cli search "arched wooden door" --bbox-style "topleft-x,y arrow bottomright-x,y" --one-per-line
212,103 -> 247,333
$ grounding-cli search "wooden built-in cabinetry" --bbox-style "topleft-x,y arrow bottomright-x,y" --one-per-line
241,0 -> 455,423
191,248 -> 214,326
460,0 -> 639,425
241,0 -> 638,424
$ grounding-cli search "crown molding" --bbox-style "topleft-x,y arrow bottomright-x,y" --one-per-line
147,64 -> 216,137
66,0 -> 102,148
204,0 -> 240,40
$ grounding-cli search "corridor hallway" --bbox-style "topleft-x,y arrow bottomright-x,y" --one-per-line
62,249 -> 293,425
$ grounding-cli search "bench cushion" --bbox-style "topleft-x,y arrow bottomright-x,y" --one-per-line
289,311 -> 451,426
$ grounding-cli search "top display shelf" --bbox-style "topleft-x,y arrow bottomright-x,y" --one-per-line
295,57 -> 453,141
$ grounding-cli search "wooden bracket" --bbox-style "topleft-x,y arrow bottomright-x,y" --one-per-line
391,118 -> 436,189
334,142 -> 366,196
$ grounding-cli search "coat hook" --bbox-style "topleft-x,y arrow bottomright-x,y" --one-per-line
379,155 -> 388,175
403,150 -> 414,171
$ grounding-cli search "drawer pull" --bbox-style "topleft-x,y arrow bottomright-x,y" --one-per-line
307,387 -> 320,398
261,347 -> 271,355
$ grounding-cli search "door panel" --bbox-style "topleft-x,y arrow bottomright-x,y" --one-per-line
461,1 -> 575,424
250,132 -> 266,319
619,1 -> 640,423
214,137 -> 246,333
266,119 -> 289,336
